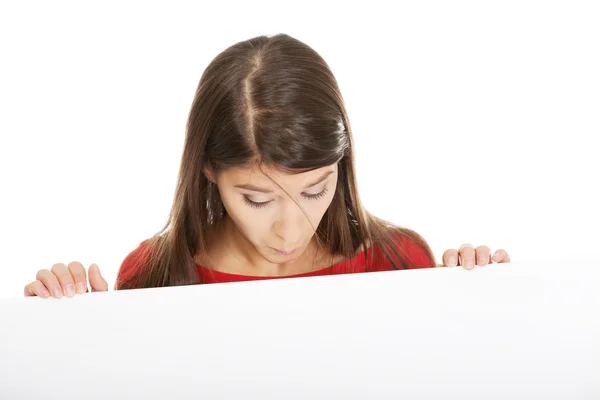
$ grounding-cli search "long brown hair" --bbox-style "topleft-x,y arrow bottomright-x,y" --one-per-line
117,33 -> 436,289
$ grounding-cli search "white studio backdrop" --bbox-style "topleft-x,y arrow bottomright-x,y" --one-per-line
0,0 -> 598,298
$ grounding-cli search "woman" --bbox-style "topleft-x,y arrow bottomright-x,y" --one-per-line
24,33 -> 510,298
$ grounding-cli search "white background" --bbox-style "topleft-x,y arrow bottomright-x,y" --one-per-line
0,0 -> 598,298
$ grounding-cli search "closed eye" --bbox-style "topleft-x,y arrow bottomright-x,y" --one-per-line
302,187 -> 328,200
243,188 -> 329,209
243,197 -> 271,209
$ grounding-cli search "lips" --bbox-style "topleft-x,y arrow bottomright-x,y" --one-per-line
272,247 -> 297,256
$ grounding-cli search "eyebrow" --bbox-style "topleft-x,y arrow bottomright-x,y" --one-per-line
235,170 -> 335,193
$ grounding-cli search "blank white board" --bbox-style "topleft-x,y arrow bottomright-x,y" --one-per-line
1,261 -> 599,399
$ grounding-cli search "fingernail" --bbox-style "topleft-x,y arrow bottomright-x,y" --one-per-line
479,256 -> 487,265
52,286 -> 63,298
64,284 -> 75,297
76,282 -> 87,294
464,259 -> 474,269
40,288 -> 51,298
447,256 -> 456,266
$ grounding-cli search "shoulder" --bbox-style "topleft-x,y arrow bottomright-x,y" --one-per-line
115,239 -> 154,289
369,229 -> 436,270
398,234 -> 435,269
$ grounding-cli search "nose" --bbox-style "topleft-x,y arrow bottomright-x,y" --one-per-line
272,204 -> 305,247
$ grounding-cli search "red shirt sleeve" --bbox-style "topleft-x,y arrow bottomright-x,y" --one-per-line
115,240 -> 153,289
369,234 -> 436,271
402,236 -> 435,269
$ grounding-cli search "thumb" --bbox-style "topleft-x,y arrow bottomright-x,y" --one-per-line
88,263 -> 109,292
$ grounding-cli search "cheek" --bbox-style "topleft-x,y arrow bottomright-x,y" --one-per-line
232,211 -> 270,243
219,191 -> 271,242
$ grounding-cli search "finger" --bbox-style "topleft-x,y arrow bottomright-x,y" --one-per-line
475,245 -> 491,266
36,269 -> 63,298
67,261 -> 89,294
458,243 -> 476,270
492,249 -> 511,263
88,264 -> 109,292
24,280 -> 51,298
50,263 -> 77,297
442,249 -> 459,267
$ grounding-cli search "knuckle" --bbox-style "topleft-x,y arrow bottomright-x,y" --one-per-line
50,263 -> 68,275
25,280 -> 45,296
463,248 -> 475,257
476,246 -> 490,262
497,249 -> 510,260
442,249 -> 455,257
36,268 -> 51,281
33,281 -> 46,293
68,261 -> 84,270
67,261 -> 86,276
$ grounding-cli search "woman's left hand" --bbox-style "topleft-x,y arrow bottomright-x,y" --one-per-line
441,244 -> 510,270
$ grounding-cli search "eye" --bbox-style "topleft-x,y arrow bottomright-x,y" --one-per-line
243,196 -> 271,209
302,187 -> 328,200
243,188 -> 329,210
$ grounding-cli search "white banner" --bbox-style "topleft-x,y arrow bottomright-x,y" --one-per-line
1,261 -> 599,399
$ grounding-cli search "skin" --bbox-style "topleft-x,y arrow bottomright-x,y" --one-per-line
24,163 -> 511,298
198,163 -> 342,277
441,244 -> 510,270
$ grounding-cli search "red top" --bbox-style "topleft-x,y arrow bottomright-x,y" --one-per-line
117,236 -> 434,286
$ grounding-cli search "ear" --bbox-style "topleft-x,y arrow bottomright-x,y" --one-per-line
203,166 -> 216,183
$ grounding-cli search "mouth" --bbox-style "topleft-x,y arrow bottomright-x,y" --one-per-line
271,247 -> 298,256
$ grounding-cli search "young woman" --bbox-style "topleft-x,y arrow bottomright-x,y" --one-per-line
24,33 -> 510,299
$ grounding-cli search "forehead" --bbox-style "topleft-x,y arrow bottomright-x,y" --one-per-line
221,163 -> 337,187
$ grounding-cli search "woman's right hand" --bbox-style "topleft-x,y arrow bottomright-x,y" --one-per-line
24,262 -> 108,298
